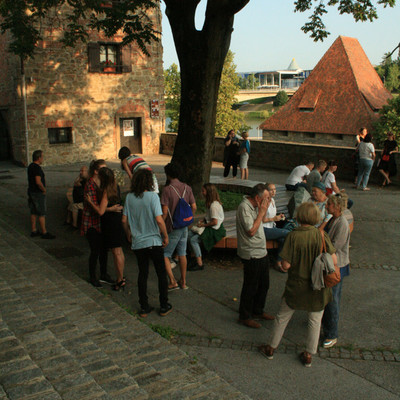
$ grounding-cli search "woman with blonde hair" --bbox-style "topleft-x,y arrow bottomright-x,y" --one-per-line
187,183 -> 225,271
258,202 -> 337,367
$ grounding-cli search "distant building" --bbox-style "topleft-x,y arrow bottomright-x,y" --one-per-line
0,5 -> 164,165
260,36 -> 392,147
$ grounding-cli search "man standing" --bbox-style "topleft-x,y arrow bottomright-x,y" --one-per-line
161,163 -> 196,291
306,160 -> 327,194
236,183 -> 274,328
285,161 -> 314,191
27,150 -> 55,239
122,169 -> 172,317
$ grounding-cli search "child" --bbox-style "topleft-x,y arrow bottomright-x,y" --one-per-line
239,132 -> 250,180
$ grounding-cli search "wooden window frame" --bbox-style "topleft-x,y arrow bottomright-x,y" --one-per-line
48,127 -> 73,145
88,42 -> 132,74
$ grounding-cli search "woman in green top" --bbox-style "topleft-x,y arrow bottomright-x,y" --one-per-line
258,202 -> 337,367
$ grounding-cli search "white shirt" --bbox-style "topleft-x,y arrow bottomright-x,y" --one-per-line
286,165 -> 310,186
263,198 -> 276,229
322,171 -> 337,194
206,201 -> 224,230
358,142 -> 375,160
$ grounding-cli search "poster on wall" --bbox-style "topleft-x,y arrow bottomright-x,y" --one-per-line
151,99 -> 159,118
123,119 -> 134,136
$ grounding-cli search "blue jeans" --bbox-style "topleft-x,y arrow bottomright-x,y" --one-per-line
322,279 -> 343,339
163,227 -> 188,258
356,158 -> 373,189
188,230 -> 202,258
263,227 -> 290,261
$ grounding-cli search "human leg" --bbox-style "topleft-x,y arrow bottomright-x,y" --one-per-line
252,256 -> 270,316
269,298 -> 295,349
223,159 -> 232,177
305,309 -> 324,354
111,247 -> 125,282
188,230 -> 202,266
361,159 -> 373,189
322,280 -> 343,342
86,228 -> 102,283
239,258 -> 262,321
232,161 -> 238,178
163,229 -> 181,288
150,246 -> 169,308
134,248 -> 151,309
356,158 -> 367,187
164,257 -> 178,288
173,228 -> 188,288
30,214 -> 37,233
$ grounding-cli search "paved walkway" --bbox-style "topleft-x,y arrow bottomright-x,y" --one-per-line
0,155 -> 399,399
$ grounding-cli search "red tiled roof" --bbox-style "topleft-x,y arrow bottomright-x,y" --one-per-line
260,36 -> 392,136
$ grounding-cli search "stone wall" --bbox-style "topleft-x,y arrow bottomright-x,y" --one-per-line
1,5 -> 165,166
160,133 -> 398,185
263,130 -> 355,147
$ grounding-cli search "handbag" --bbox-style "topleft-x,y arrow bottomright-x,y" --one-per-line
191,225 -> 205,235
382,154 -> 390,162
320,231 -> 341,288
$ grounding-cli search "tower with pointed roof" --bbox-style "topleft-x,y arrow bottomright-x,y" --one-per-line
260,36 -> 392,147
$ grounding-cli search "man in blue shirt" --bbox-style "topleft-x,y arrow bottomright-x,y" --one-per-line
122,169 -> 172,317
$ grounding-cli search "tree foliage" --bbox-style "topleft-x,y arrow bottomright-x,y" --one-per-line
164,51 -> 246,136
375,54 -> 400,92
238,74 -> 259,89
273,90 -> 289,107
374,96 -> 400,147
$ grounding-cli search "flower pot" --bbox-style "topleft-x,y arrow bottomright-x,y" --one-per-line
103,66 -> 116,73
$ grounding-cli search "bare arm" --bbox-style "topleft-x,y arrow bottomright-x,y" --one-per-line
155,215 -> 169,247
331,181 -> 340,194
34,176 -> 46,193
198,217 -> 218,228
190,202 -> 197,215
162,204 -> 168,221
122,159 -> 133,179
281,259 -> 291,272
247,197 -> 269,237
121,215 -> 132,244
86,192 -> 122,216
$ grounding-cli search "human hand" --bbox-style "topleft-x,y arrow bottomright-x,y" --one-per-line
258,196 -> 270,214
162,236 -> 169,248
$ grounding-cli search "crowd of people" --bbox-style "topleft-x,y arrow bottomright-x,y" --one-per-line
26,130 -> 396,368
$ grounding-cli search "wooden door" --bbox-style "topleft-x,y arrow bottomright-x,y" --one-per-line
120,117 -> 142,153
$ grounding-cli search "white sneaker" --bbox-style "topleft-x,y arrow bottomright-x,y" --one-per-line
323,338 -> 337,348
170,258 -> 177,269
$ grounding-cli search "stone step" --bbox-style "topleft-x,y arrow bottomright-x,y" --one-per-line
0,220 -> 250,400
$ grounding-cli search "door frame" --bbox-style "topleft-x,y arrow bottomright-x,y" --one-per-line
115,112 -> 145,156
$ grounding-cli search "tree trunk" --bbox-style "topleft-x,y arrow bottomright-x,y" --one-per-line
164,0 -> 249,195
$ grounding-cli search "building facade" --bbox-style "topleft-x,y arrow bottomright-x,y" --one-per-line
0,5 -> 165,165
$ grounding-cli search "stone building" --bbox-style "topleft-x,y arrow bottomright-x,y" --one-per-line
0,6 -> 164,165
260,36 -> 392,147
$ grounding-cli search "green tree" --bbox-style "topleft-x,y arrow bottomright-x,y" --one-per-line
164,63 -> 181,132
374,96 -> 400,147
273,90 -> 289,107
238,74 -> 259,89
1,0 -> 396,193
215,50 -> 246,137
375,54 -> 400,92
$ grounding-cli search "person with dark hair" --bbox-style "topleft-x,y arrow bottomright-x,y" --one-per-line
306,160 -> 327,194
27,150 -> 55,239
81,159 -> 113,287
187,183 -> 225,271
236,183 -> 274,329
354,127 -> 368,183
356,133 -> 375,191
258,202 -> 337,368
223,129 -> 240,178
322,161 -> 340,195
122,169 -> 172,317
285,162 -> 314,191
66,165 -> 88,229
118,146 -> 159,192
85,167 -> 125,291
161,163 -> 196,290
378,131 -> 398,187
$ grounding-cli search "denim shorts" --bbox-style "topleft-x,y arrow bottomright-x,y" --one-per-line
28,192 -> 46,216
163,227 -> 188,258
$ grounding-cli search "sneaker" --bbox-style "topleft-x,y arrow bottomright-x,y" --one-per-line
41,232 -> 56,239
258,344 -> 274,360
170,258 -> 177,269
159,303 -> 173,316
90,279 -> 102,288
323,338 -> 337,348
139,306 -> 154,318
30,231 -> 41,237
299,351 -> 312,367
187,263 -> 204,271
99,274 -> 115,285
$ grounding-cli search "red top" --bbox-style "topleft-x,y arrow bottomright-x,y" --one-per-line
81,177 -> 101,235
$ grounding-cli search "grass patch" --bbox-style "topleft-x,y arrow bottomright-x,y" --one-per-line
147,324 -> 196,341
196,190 -> 243,214
244,110 -> 271,120
238,97 -> 273,105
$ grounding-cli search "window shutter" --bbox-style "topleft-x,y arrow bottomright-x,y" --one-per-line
88,43 -> 101,72
121,45 -> 132,73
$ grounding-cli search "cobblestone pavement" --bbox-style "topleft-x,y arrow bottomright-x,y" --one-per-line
0,220 -> 250,399
0,155 -> 399,399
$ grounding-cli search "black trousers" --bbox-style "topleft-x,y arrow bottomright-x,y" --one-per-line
86,228 -> 108,281
223,156 -> 238,177
239,255 -> 270,320
134,246 -> 169,309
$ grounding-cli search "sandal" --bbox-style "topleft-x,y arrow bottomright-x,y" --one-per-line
178,281 -> 189,290
113,278 -> 126,291
168,284 -> 180,291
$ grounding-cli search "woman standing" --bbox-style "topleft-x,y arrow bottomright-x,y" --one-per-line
354,127 -> 367,184
258,202 -> 336,367
262,183 -> 289,270
223,130 -> 240,178
86,167 -> 125,291
378,132 -> 398,187
321,194 -> 350,348
81,160 -> 113,287
187,183 -> 225,271
356,133 -> 375,191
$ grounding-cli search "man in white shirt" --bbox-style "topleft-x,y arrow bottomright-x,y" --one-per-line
285,161 -> 314,191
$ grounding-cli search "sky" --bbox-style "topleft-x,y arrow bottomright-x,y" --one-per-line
161,0 -> 400,72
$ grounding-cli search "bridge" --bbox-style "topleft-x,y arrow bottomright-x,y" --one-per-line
236,88 -> 297,102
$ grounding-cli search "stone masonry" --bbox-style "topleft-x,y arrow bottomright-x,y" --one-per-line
0,4 -> 165,166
